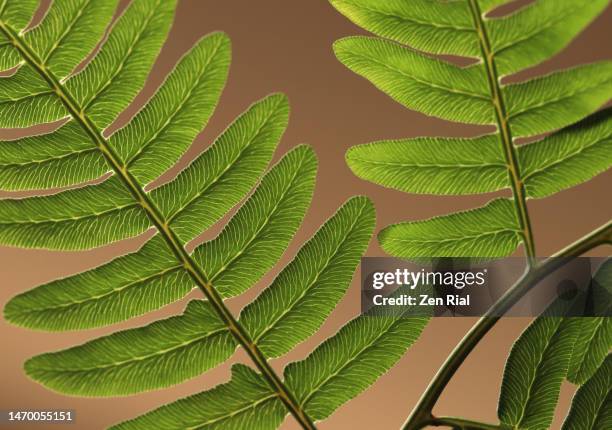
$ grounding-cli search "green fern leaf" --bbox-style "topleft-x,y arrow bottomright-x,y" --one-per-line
498,300 -> 582,429
151,93 -> 290,243
0,177 -> 149,250
0,63 -> 49,103
65,0 -> 176,128
568,318 -> 612,386
109,32 -> 230,184
567,260 -> 612,385
240,196 -> 376,358
4,235 -> 191,330
0,86 -> 66,128
0,122 -> 107,191
335,0 -> 611,266
519,107 -> 612,198
0,0 -> 37,31
192,145 -> 316,298
504,62 -> 612,138
21,195 -> 377,397
284,304 -> 429,421
0,0 -> 442,426
0,0 -> 37,68
332,0 -> 612,426
23,0 -> 119,79
487,0 -> 609,76
378,199 -> 521,258
346,135 -> 507,195
3,93 -> 291,330
110,364 -> 286,430
333,36 -> 493,125
329,0 -> 478,57
24,300 -> 236,396
562,355 -> 612,430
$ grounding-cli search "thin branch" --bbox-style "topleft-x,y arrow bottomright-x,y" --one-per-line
0,20 -> 317,430
402,220 -> 612,430
468,0 -> 537,264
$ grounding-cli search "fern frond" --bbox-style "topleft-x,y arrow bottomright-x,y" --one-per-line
1,1 -> 427,428
328,0 -> 478,57
109,32 -> 230,184
240,196 -> 375,358
0,0 -> 38,68
284,305 -> 429,421
333,0 -> 611,260
23,0 -> 119,79
504,62 -> 612,137
64,0 -> 176,128
24,299 -> 236,396
4,235 -> 189,330
333,1 -> 611,426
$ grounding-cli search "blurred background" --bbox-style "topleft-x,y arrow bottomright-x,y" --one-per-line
1,1 -> 610,428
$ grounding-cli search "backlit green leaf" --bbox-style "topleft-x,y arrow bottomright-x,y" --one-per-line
379,199 -> 521,258
110,364 -> 286,430
241,196 -> 375,358
24,300 -> 236,396
0,64 -> 49,103
0,88 -> 66,128
519,107 -> 612,199
110,32 -> 231,184
329,0 -> 478,57
0,121 -> 108,191
23,0 -> 119,79
346,135 -> 508,195
151,93 -> 290,243
0,0 -> 38,33
333,36 -> 493,125
0,177 -> 149,250
193,144 -> 317,298
505,62 -> 612,137
487,0 -> 609,76
562,355 -> 612,430
0,43 -> 21,70
3,235 -> 192,331
498,301 -> 582,429
567,259 -> 612,385
65,0 -> 176,128
284,304 -> 429,420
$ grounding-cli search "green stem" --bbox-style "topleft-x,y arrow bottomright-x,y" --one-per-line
402,220 -> 612,430
468,0 -> 536,264
428,416 -> 501,430
0,20 -> 317,430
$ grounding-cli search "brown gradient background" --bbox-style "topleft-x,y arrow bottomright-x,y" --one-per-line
1,1 -> 611,429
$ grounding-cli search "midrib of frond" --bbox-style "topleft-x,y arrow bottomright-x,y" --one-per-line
467,0 -> 536,263
0,20 -> 317,430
